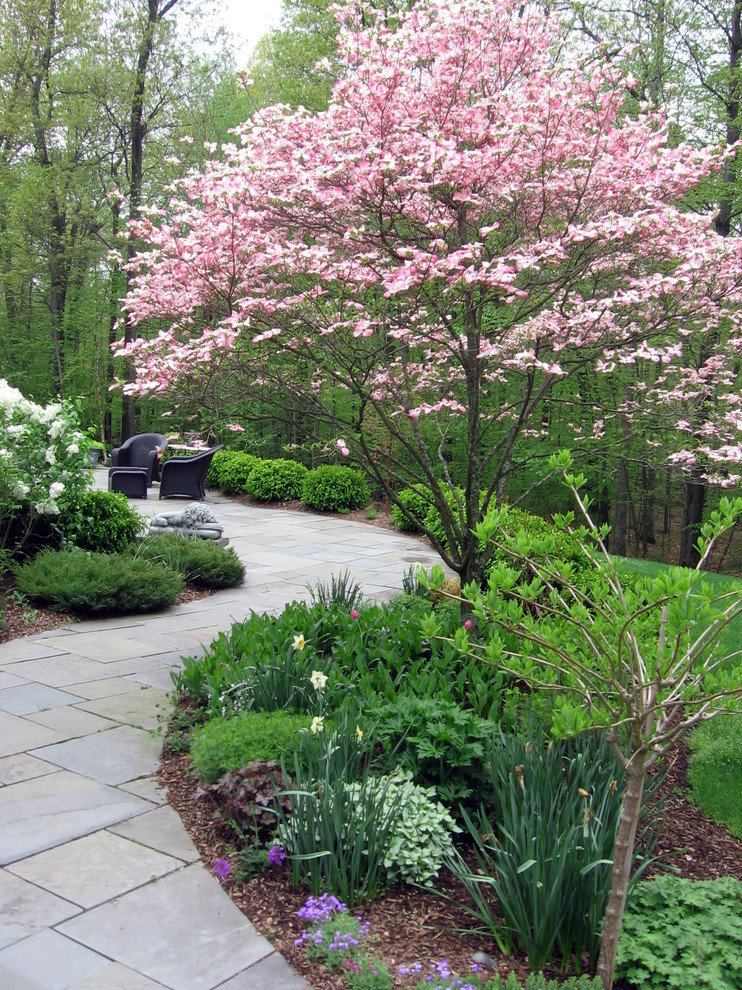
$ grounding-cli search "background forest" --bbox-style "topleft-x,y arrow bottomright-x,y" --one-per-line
2,0 -> 742,569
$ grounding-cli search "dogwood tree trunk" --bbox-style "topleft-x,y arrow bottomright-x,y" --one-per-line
597,752 -> 648,990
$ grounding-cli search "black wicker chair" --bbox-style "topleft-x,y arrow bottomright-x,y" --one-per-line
158,445 -> 222,500
110,433 -> 167,485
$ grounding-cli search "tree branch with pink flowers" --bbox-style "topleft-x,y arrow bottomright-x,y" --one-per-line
117,0 -> 742,584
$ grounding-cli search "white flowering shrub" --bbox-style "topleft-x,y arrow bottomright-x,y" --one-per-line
0,379 -> 91,555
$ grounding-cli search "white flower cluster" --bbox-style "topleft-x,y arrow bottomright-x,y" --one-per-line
0,379 -> 91,553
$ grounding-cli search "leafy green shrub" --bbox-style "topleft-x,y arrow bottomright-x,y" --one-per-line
15,548 -> 183,615
211,451 -> 265,494
390,485 -> 431,532
615,875 -> 742,989
244,458 -> 308,501
490,505 -> 591,576
450,730 -> 629,970
688,716 -> 742,839
57,490 -> 144,553
367,695 -> 492,808
190,710 -> 311,783
133,534 -> 245,588
301,465 -> 370,512
204,448 -> 234,488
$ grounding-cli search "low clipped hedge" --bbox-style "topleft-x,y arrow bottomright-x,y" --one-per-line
209,451 -> 265,495
245,458 -> 308,501
301,465 -> 370,512
134,534 -> 245,589
15,548 -> 183,616
56,490 -> 145,553
390,485 -> 432,532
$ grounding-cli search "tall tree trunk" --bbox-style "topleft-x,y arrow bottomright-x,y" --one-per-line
612,389 -> 632,557
122,0 -> 179,439
679,465 -> 706,567
596,754 -> 648,990
30,0 -> 70,397
714,2 -> 742,237
640,463 -> 656,553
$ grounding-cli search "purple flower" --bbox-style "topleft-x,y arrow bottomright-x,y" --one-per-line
212,858 -> 231,879
268,844 -> 286,866
297,893 -> 346,925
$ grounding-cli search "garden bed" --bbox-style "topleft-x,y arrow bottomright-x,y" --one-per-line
159,734 -> 742,990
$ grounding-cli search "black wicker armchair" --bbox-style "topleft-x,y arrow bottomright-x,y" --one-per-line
158,445 -> 223,500
110,433 -> 167,485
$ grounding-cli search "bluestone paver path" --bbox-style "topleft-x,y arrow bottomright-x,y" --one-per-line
0,471 -> 443,989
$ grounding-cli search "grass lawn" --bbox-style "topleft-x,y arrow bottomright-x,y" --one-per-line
614,555 -> 742,836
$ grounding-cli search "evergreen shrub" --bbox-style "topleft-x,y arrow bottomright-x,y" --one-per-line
57,490 -> 144,553
134,534 -> 245,588
15,548 -> 183,615
210,451 -> 264,494
245,458 -> 308,501
301,465 -> 370,512
390,485 -> 431,532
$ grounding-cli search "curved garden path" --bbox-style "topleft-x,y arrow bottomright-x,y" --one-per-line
0,473 -> 443,990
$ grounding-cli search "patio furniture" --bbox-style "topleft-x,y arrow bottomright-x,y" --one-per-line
110,433 -> 167,485
108,466 -> 149,499
159,445 -> 223,500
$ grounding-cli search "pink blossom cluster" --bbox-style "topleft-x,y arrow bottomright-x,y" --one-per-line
117,0 -> 742,474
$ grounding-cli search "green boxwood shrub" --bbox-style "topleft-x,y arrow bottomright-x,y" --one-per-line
57,490 -> 145,553
245,458 -> 308,501
492,505 -> 591,575
134,534 -> 245,589
15,548 -> 183,615
210,451 -> 265,495
190,709 -> 312,783
390,485 -> 432,532
301,465 -> 370,512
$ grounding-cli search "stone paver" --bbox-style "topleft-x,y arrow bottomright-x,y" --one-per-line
8,829 -> 182,908
0,470 -> 446,988
57,864 -> 275,990
0,770 -> 152,865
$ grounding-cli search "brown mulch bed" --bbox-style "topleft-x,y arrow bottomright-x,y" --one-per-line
158,733 -> 742,990
0,575 -> 213,645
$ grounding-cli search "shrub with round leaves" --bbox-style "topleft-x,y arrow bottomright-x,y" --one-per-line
390,485 -> 432,532
210,451 -> 265,494
301,465 -> 370,512
245,458 -> 308,501
57,490 -> 145,553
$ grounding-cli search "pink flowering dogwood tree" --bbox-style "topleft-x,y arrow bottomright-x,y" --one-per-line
119,0 -> 742,585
